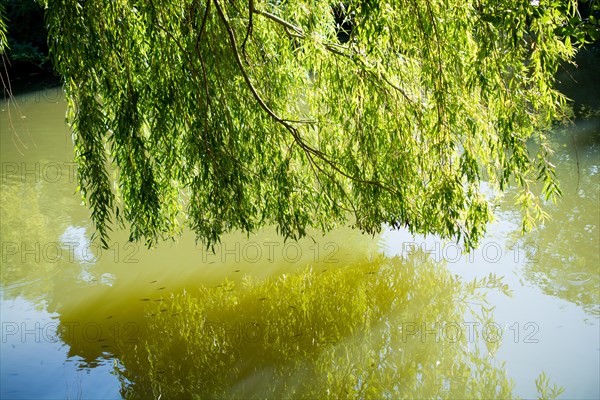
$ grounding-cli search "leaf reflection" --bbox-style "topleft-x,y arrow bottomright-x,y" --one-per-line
114,254 -> 514,399
519,121 -> 600,316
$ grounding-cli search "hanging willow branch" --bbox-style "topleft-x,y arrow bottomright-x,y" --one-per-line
41,0 -> 575,250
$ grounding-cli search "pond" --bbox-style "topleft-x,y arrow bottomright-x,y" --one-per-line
1,86 -> 598,399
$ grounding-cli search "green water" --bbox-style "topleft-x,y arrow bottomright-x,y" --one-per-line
1,87 -> 598,399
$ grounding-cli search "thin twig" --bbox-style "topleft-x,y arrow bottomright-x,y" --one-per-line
215,0 -> 402,193
241,0 -> 254,62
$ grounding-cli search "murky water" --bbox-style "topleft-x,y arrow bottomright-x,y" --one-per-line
1,87 -> 598,399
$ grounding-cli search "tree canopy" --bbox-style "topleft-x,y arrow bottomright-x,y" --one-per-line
33,0 -> 578,249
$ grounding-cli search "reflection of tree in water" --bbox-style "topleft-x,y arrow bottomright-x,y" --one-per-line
109,255 -> 515,399
1,182 -> 62,300
0,178 -> 95,302
519,121 -> 599,316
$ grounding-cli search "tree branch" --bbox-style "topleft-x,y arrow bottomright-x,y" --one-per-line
241,0 -> 254,61
254,8 -> 303,35
213,0 -> 401,195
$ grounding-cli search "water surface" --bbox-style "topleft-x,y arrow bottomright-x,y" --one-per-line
1,88 -> 598,398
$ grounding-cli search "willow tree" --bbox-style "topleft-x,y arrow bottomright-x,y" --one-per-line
0,3 -> 7,55
39,0 -> 575,248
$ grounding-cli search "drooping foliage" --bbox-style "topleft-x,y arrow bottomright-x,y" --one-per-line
0,2 -> 7,55
40,0 -> 577,248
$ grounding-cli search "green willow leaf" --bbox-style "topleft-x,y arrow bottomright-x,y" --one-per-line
38,0 -> 577,249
